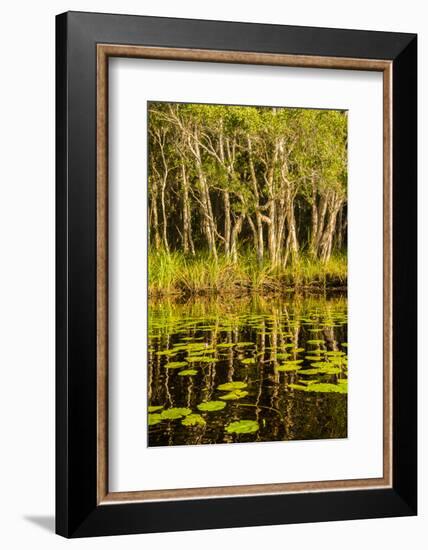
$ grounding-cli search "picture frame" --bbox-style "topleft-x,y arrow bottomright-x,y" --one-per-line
56,10 -> 417,538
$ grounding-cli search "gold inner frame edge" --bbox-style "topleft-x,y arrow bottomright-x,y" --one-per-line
96,44 -> 393,505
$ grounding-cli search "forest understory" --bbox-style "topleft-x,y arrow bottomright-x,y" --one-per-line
148,102 -> 348,296
148,249 -> 347,297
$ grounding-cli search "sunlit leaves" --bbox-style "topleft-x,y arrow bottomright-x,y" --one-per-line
197,401 -> 226,412
226,420 -> 259,434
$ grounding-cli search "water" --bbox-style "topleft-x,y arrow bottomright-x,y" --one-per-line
148,294 -> 347,447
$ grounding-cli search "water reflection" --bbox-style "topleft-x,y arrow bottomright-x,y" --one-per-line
148,294 -> 347,446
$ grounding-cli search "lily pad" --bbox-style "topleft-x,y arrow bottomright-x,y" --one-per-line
148,413 -> 162,426
217,343 -> 235,348
148,405 -> 163,412
160,407 -> 192,420
186,356 -> 218,363
276,364 -> 301,372
226,420 -> 259,434
217,381 -> 247,391
219,390 -> 249,400
289,383 -> 347,394
197,401 -> 226,412
319,366 -> 341,375
241,358 -> 256,365
299,368 -> 321,375
178,369 -> 198,376
306,339 -> 325,345
165,361 -> 188,369
288,383 -> 309,391
182,413 -> 206,426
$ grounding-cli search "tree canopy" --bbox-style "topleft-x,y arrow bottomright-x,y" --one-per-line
148,102 -> 347,267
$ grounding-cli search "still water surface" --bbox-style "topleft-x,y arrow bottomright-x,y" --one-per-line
148,294 -> 347,446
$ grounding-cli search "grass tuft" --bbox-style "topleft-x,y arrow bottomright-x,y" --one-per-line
149,249 -> 347,297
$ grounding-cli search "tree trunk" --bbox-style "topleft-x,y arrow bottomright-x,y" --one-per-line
230,214 -> 244,263
224,190 -> 231,257
160,175 -> 169,252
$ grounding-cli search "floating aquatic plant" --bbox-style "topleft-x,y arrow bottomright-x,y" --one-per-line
217,381 -> 247,391
219,390 -> 249,400
289,383 -> 347,394
160,407 -> 192,420
164,361 -> 188,369
148,405 -> 163,413
186,356 -> 218,363
182,414 -> 206,426
225,420 -> 259,434
197,401 -> 226,412
148,413 -> 162,426
178,369 -> 198,376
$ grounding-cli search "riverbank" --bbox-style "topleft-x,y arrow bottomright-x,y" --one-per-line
149,250 -> 347,297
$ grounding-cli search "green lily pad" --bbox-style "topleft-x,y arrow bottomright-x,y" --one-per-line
341,343 -> 348,348
148,413 -> 162,426
241,358 -> 256,365
226,420 -> 259,434
165,361 -> 188,369
186,356 -> 218,363
217,381 -> 247,391
275,353 -> 290,360
182,414 -> 206,426
217,343 -> 235,348
197,401 -> 226,412
160,407 -> 192,420
319,366 -> 341,375
148,405 -> 163,413
299,368 -> 321,375
178,369 -> 198,376
306,339 -> 325,345
289,383 -> 347,394
276,364 -> 301,372
219,390 -> 249,400
288,383 -> 309,391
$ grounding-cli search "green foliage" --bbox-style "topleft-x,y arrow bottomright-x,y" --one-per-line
178,369 -> 198,376
219,390 -> 249,400
182,414 -> 206,427
225,420 -> 259,434
148,413 -> 162,426
197,401 -> 227,412
289,383 -> 347,394
149,249 -> 347,296
148,101 -> 348,288
160,408 -> 192,420
217,382 -> 247,391
164,361 -> 188,369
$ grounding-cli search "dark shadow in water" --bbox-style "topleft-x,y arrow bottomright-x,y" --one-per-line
23,515 -> 55,533
148,293 -> 348,447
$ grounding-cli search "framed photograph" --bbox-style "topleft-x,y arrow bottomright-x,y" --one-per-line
56,11 -> 417,537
